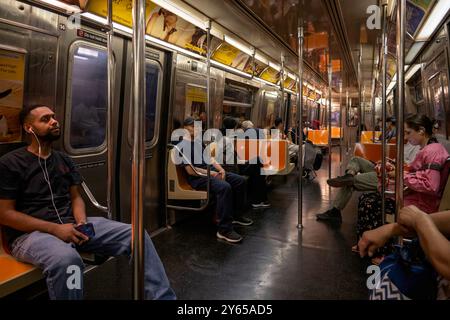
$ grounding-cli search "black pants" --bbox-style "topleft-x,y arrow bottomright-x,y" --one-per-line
239,162 -> 268,204
189,172 -> 246,232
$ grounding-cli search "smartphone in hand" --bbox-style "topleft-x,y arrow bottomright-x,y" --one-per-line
75,222 -> 95,238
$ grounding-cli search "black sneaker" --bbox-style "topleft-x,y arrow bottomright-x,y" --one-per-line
251,202 -> 271,209
327,173 -> 354,188
216,230 -> 243,243
316,207 -> 342,222
232,216 -> 254,226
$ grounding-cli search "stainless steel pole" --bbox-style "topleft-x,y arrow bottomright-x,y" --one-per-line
328,49 -> 332,180
381,3 -> 388,225
297,21 -> 304,230
358,46 -> 362,142
281,54 -> 286,129
346,91 -> 350,154
131,0 -> 146,300
206,21 -> 212,132
395,0 -> 406,222
339,82 -> 343,174
106,0 -> 114,220
204,21 -> 212,207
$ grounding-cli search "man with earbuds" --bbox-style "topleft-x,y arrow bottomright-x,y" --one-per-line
0,105 -> 176,300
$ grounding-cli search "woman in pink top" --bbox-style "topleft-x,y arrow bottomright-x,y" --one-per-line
355,114 -> 449,259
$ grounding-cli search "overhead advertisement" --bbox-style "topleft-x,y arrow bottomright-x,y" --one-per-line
283,77 -> 296,91
0,48 -> 25,144
259,67 -> 280,84
211,43 -> 252,73
146,5 -> 209,56
86,0 -> 155,28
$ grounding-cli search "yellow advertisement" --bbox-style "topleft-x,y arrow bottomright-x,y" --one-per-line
211,43 -> 251,72
259,67 -> 280,84
212,43 -> 240,65
387,55 -> 396,78
146,5 -> 207,55
185,85 -> 206,121
0,48 -> 25,143
0,49 -> 25,143
86,0 -> 156,28
283,77 -> 295,90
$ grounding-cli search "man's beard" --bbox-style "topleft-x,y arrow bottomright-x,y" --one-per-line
40,130 -> 61,142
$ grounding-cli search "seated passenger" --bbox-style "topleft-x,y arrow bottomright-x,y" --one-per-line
0,105 -> 175,300
176,117 -> 253,244
270,117 -> 299,163
381,117 -> 397,142
358,205 -> 450,299
316,138 -> 421,222
218,118 -> 270,209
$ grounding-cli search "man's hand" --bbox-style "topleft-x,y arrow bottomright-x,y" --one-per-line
218,170 -> 226,180
51,223 -> 89,245
398,205 -> 428,230
358,225 -> 393,258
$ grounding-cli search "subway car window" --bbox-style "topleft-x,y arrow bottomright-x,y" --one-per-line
145,62 -> 160,143
223,82 -> 253,122
68,44 -> 107,150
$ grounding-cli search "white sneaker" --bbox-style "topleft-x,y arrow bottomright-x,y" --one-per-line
251,202 -> 271,208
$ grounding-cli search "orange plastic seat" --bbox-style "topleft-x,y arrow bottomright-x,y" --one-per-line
235,139 -> 294,175
361,131 -> 382,143
307,130 -> 328,146
0,228 -> 43,298
354,143 -> 397,163
331,127 -> 341,139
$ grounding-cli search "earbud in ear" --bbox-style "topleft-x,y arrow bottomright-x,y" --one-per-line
28,127 -> 34,134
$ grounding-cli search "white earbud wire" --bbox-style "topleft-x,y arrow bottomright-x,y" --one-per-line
30,130 -> 63,224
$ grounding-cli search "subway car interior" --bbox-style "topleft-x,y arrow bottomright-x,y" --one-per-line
0,0 -> 450,301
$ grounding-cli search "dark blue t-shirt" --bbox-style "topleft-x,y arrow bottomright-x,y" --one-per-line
0,147 -> 82,246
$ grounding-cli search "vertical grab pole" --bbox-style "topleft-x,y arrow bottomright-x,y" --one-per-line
395,0 -> 406,224
281,54 -> 286,130
131,0 -> 146,300
205,21 -> 212,202
327,49 -> 332,180
381,2 -> 388,225
297,19 -> 304,230
357,46 -> 362,143
346,91 -> 350,154
106,0 -> 114,220
339,82 -> 343,174
371,78 -> 376,142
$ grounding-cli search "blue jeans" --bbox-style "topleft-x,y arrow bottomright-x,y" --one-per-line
188,172 -> 246,232
10,217 -> 176,300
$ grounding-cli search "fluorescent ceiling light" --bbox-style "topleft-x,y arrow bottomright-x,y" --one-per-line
146,35 -> 203,60
284,89 -> 296,95
287,72 -> 297,80
416,0 -> 450,41
82,12 -> 107,24
223,35 -> 253,56
39,0 -> 81,13
255,77 -> 278,87
211,60 -> 252,79
264,91 -> 279,98
405,64 -> 422,82
268,62 -> 281,72
254,52 -> 269,65
405,42 -> 426,64
210,27 -> 223,39
151,0 -> 208,30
